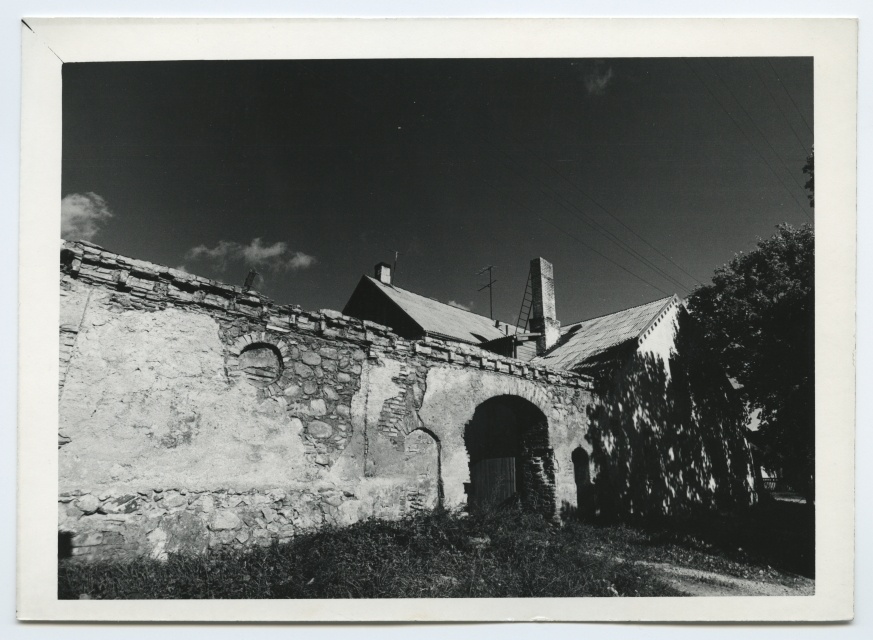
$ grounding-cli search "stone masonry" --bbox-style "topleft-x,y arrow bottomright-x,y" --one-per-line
59,241 -> 596,560
59,240 -> 755,560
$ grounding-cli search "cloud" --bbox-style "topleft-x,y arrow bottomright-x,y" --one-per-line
61,192 -> 113,241
287,251 -> 317,270
185,238 -> 316,273
240,237 -> 288,264
447,300 -> 473,312
583,65 -> 614,96
186,240 -> 239,265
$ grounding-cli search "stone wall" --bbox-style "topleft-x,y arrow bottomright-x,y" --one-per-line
58,241 -> 756,560
59,486 -> 359,561
58,241 -> 595,560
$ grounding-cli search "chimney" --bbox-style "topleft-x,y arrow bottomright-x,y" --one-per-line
529,257 -> 560,355
374,262 -> 392,285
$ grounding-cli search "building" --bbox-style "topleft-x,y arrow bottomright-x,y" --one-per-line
58,241 -> 757,560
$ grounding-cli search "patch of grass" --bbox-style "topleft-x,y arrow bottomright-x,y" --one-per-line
59,508 -> 682,599
630,500 -> 815,580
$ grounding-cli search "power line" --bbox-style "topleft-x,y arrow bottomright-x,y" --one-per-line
356,63 -> 702,291
480,175 -> 671,296
480,112 -> 705,288
536,212 -> 671,297
478,137 -> 695,293
684,58 -> 811,222
545,161 -> 705,287
412,148 -> 680,299
300,62 -> 801,291
704,59 -> 812,218
750,59 -> 810,156
706,59 -> 809,196
767,58 -> 813,136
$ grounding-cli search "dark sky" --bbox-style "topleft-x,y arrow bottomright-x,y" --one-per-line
62,57 -> 813,325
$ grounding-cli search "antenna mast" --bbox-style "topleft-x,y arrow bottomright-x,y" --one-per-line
477,265 -> 498,319
391,249 -> 401,284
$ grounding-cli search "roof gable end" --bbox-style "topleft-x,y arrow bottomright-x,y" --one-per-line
532,295 -> 678,371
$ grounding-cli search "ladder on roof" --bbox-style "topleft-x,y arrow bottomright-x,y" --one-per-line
514,268 -> 533,335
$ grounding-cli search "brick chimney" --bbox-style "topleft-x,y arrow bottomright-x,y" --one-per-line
374,262 -> 392,285
529,257 -> 560,355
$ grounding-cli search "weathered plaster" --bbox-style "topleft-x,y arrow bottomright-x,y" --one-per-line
59,298 -> 306,492
417,366 -> 592,511
57,241 -> 755,560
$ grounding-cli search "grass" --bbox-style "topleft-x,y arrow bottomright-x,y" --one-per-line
633,499 -> 815,580
59,501 -> 813,599
59,508 -> 683,599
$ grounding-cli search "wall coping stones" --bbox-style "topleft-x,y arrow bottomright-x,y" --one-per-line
61,240 -> 593,390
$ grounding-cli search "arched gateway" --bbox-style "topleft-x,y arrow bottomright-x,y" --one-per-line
463,395 -> 556,517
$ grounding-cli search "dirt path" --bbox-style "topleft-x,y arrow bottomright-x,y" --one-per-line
640,561 -> 815,597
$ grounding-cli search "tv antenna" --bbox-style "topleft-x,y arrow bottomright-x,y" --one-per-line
477,265 -> 497,319
390,249 -> 401,284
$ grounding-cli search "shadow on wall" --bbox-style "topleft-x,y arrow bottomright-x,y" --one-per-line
584,310 -> 755,521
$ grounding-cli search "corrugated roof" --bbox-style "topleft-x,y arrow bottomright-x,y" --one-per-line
365,276 -> 512,344
533,296 -> 676,371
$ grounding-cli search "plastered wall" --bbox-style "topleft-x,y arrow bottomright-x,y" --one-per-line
58,241 -> 595,560
57,242 -> 755,560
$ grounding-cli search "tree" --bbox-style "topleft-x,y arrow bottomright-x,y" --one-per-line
803,146 -> 814,208
686,224 -> 814,502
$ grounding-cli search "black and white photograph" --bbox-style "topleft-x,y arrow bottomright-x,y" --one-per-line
15,18 -> 857,623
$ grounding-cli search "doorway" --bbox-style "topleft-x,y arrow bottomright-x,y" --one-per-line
464,395 -> 554,516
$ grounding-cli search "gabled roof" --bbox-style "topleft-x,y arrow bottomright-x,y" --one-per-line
532,296 -> 678,371
362,276 -> 513,344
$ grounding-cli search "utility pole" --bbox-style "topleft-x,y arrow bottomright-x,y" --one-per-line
477,265 -> 497,319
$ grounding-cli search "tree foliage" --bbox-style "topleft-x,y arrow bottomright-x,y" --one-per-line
803,146 -> 814,208
686,224 -> 814,498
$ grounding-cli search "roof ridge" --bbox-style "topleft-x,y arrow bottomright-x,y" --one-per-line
365,275 -> 513,326
562,295 -> 675,329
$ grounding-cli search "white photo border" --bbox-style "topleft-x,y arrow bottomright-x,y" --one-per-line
18,17 -> 857,622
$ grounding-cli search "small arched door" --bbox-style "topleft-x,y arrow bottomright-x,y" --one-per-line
572,446 -> 595,521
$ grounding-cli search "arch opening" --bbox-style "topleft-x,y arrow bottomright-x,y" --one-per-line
404,428 -> 443,512
463,395 -> 555,517
238,342 -> 283,388
572,446 -> 596,521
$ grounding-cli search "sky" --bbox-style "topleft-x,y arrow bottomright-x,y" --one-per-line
61,57 -> 813,326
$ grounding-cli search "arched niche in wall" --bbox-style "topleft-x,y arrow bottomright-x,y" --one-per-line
571,446 -> 596,521
225,333 -> 296,397
403,428 -> 442,512
238,342 -> 283,388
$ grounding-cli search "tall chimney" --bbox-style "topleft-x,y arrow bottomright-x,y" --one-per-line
374,262 -> 392,285
529,257 -> 560,355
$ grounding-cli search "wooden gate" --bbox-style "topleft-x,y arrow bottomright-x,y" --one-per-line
470,457 -> 517,511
